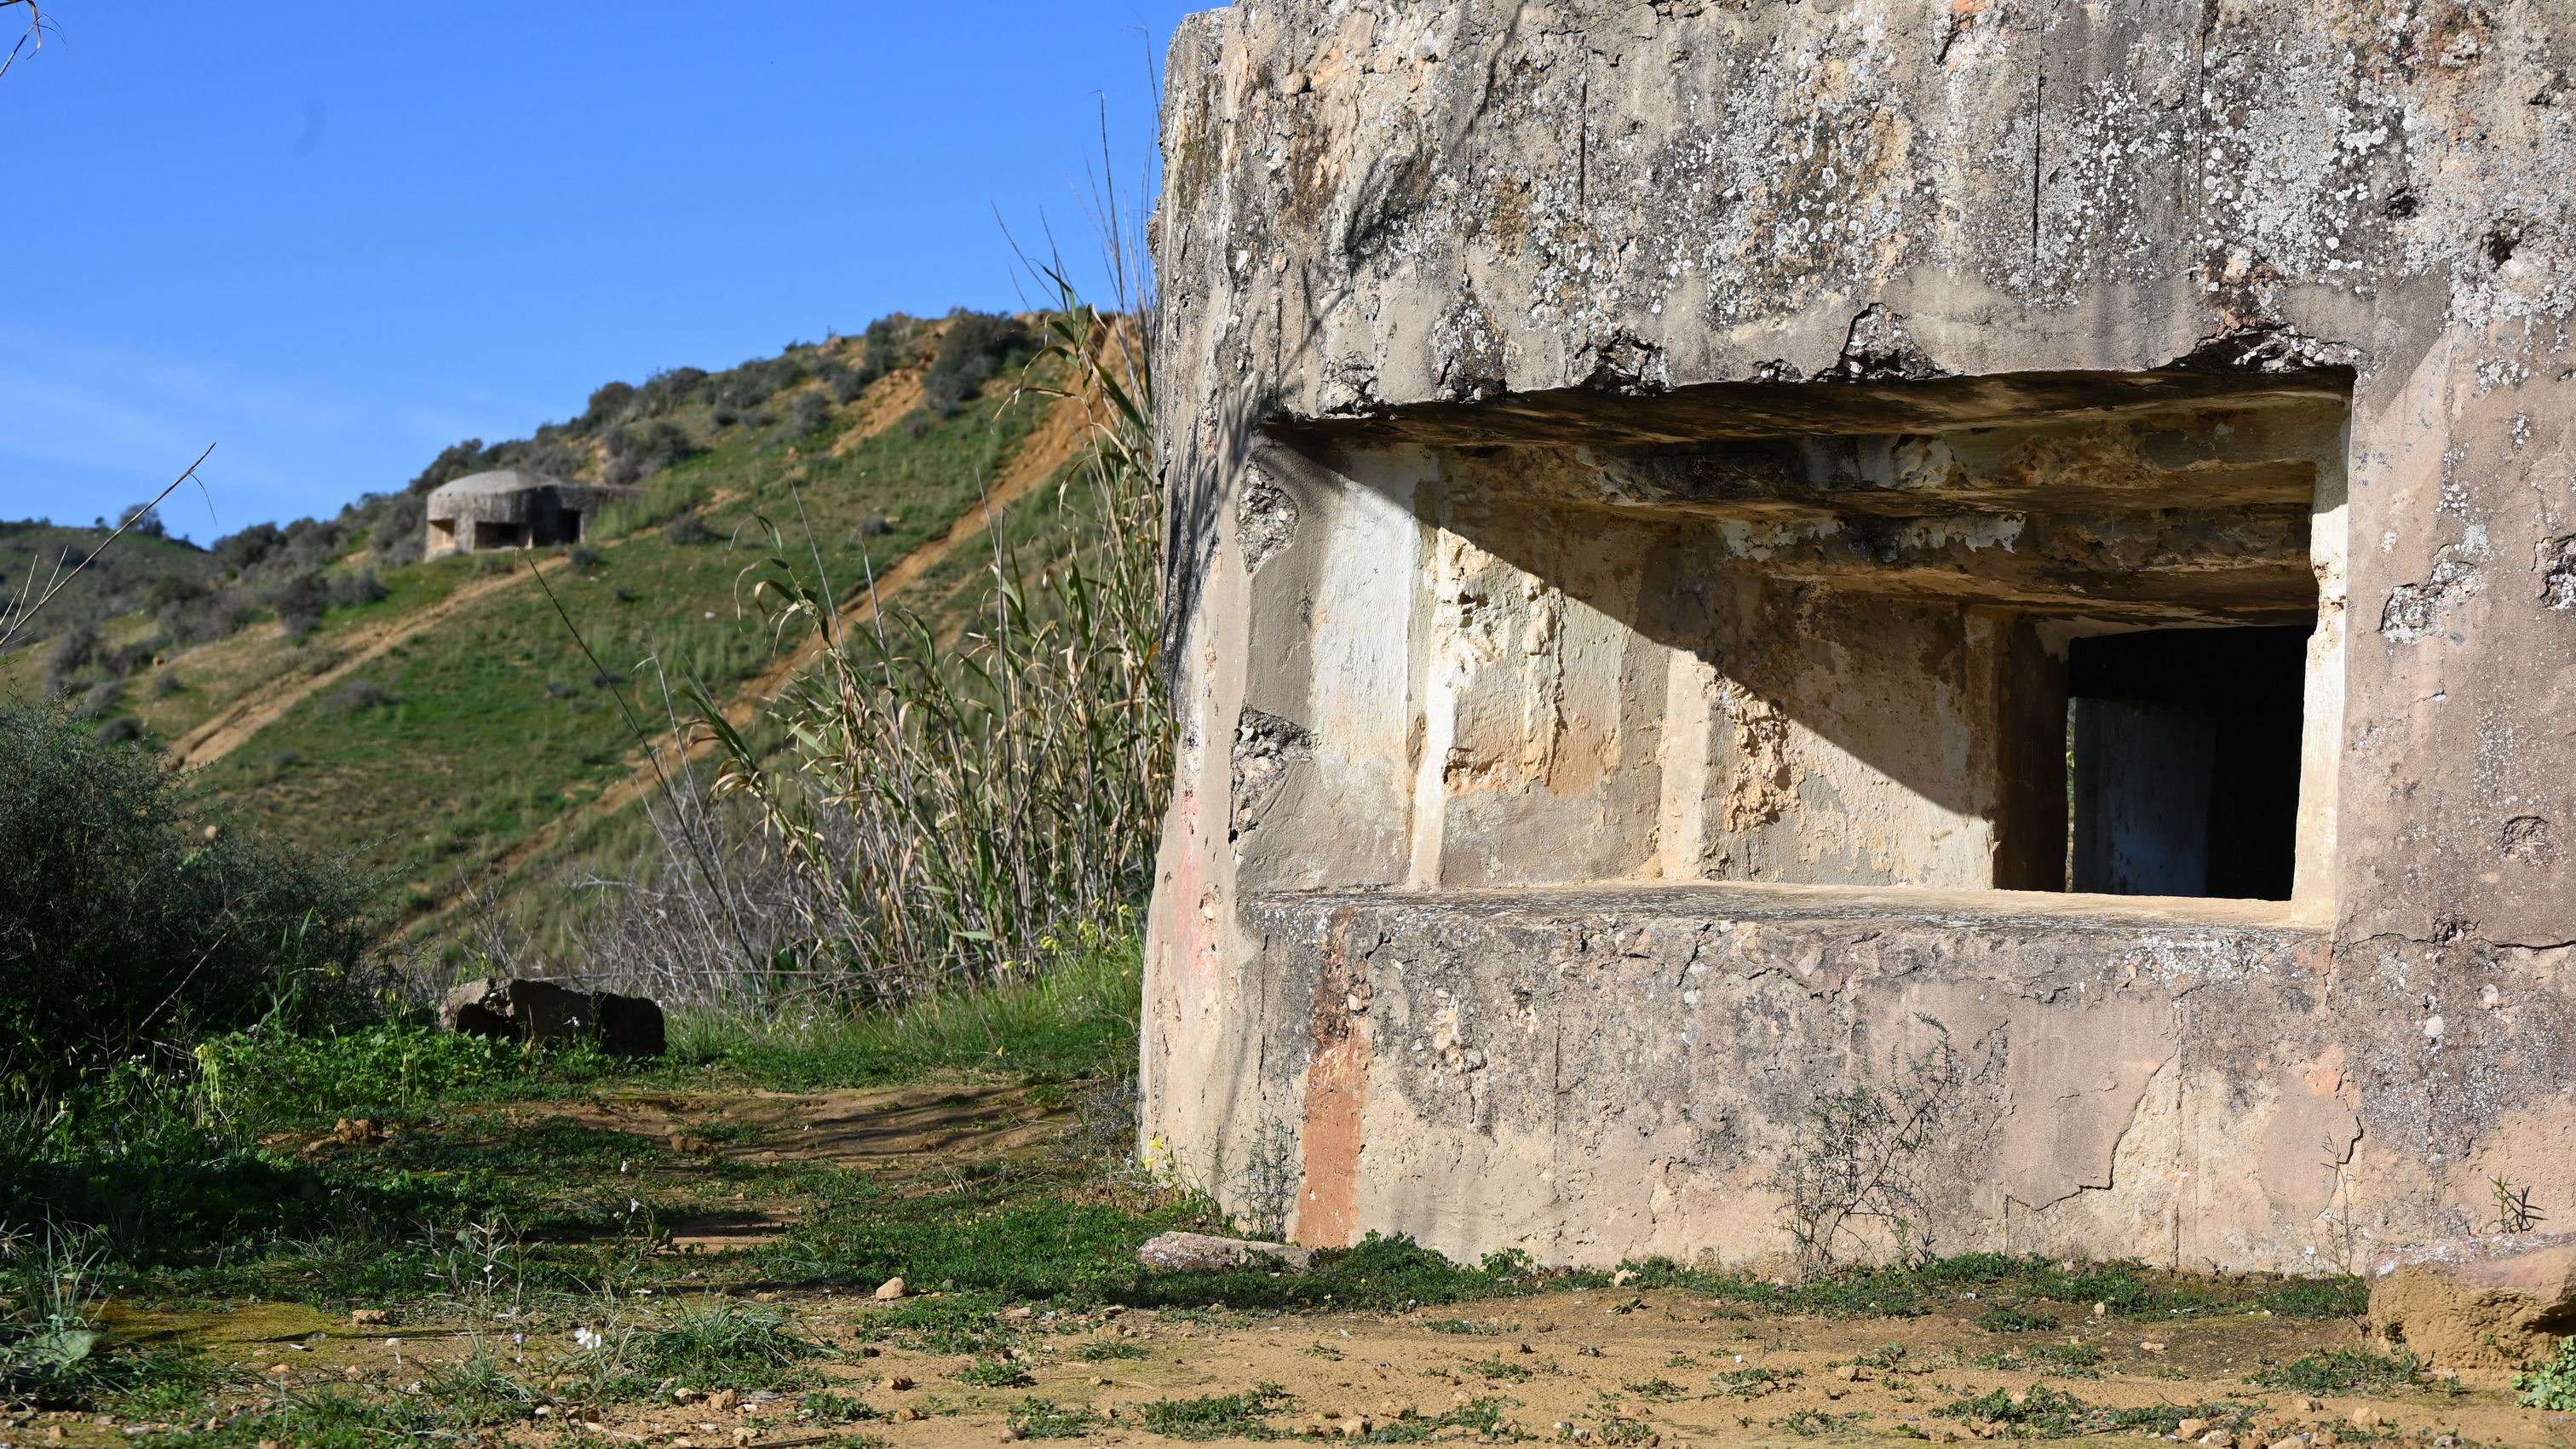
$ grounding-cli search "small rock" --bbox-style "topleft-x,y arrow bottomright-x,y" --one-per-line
708,1390 -> 739,1412
1825,1385 -> 1846,1400
1833,1365 -> 1862,1382
2294,1397 -> 2320,1412
2269,1437 -> 2306,1449
1612,1268 -> 1640,1287
1094,1375 -> 1113,1387
2091,1302 -> 2108,1318
440,975 -> 666,1056
2350,1407 -> 2385,1430
673,1387 -> 698,1403
889,1376 -> 916,1390
2196,1433 -> 2234,1448
2178,1419 -> 2213,1438
900,1406 -> 928,1423
876,1276 -> 907,1301
349,1308 -> 388,1327
1001,1429 -> 1024,1442
1136,1230 -> 1316,1273
1002,1306 -> 1036,1321
2140,1340 -> 2169,1352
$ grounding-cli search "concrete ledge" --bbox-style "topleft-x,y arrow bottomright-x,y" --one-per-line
1230,885 -> 2345,1274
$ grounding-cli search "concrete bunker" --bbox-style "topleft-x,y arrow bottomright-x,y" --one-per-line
1146,1 -> 2576,1276
423,470 -> 635,559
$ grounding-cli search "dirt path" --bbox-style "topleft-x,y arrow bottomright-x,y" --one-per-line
169,561 -> 563,769
446,385 -> 1092,906
95,1282 -> 2562,1448
165,345 -> 939,775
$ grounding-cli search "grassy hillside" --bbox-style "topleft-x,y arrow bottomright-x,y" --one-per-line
1,312 -> 1096,945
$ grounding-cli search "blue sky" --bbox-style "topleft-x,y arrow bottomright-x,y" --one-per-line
3,2 -> 1196,542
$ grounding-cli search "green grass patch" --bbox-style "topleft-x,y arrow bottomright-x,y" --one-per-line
2245,1348 -> 2432,1394
1607,1251 -> 2363,1322
1933,1386 -> 2248,1440
624,1301 -> 831,1390
1010,1396 -> 1106,1438
1711,1364 -> 1800,1398
1972,1303 -> 2061,1333
957,1355 -> 1036,1388
1140,1382 -> 1296,1440
668,932 -> 1141,1089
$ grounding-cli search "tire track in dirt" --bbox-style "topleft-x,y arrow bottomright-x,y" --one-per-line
170,561 -> 564,770
415,384 -> 1094,924
168,350 -> 933,774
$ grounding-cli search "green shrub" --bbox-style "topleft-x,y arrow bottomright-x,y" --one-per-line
2516,1336 -> 2576,1409
0,699 -> 380,1108
921,310 -> 1034,417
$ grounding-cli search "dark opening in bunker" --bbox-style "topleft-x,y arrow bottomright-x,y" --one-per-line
2066,626 -> 2308,900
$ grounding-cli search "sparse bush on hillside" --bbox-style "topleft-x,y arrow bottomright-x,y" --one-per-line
70,680 -> 122,722
922,310 -> 1036,417
328,569 -> 388,610
0,699 -> 379,1109
325,678 -> 398,714
781,391 -> 829,440
369,493 -> 428,566
406,438 -> 492,497
45,624 -> 95,681
271,570 -> 327,637
213,521 -> 285,573
858,314 -> 915,381
155,587 -> 252,648
663,513 -> 715,546
89,715 -> 142,744
582,380 -> 637,430
603,420 -> 704,487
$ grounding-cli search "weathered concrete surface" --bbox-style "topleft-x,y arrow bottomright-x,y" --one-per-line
1145,0 -> 2576,1273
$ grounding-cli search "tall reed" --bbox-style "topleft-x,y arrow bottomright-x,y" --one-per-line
676,278 -> 1164,1008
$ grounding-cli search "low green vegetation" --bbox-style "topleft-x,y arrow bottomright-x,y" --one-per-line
0,698 -> 379,1109
1933,1385 -> 2249,1439
2515,1336 -> 2576,1410
2245,1347 -> 2435,1394
1139,1382 -> 1297,1440
1972,1302 -> 2061,1333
